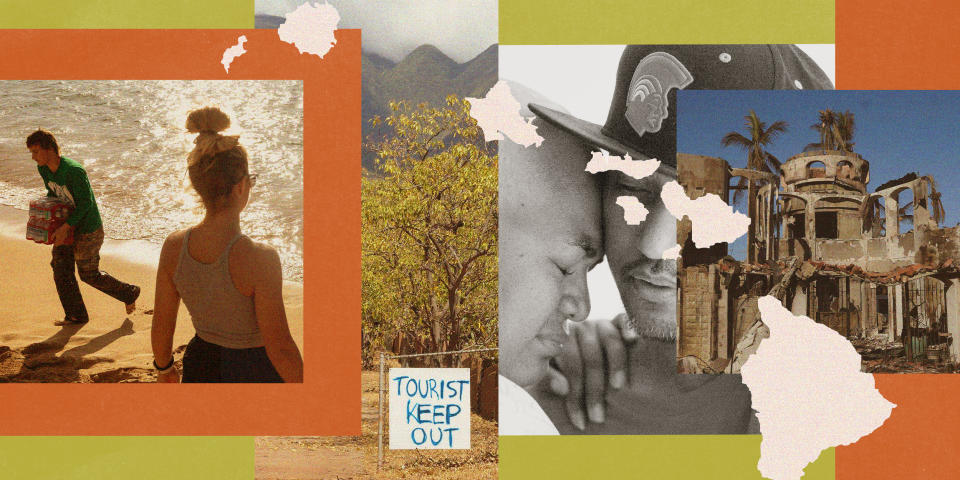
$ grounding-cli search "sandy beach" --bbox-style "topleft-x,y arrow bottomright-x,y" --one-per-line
0,205 -> 303,383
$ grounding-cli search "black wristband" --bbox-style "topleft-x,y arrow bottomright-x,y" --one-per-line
153,358 -> 174,371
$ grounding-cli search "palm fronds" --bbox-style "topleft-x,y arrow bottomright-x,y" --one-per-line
722,110 -> 789,202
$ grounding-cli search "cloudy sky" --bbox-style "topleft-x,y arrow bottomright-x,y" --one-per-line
256,0 -> 497,63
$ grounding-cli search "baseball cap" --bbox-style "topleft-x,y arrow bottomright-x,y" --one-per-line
529,45 -> 834,169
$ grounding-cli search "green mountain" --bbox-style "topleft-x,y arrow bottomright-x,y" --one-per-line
362,44 -> 498,170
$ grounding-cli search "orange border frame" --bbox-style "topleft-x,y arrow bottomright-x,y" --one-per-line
0,29 -> 360,435
835,1 -> 960,477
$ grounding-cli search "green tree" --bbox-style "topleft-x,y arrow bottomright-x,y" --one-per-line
722,109 -> 788,263
361,95 -> 498,367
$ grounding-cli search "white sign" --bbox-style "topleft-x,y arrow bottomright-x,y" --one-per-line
389,368 -> 471,449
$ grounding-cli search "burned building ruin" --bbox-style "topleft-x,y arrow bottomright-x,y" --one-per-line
677,150 -> 960,373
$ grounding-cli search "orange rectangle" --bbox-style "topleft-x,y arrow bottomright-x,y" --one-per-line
836,0 -> 960,90
0,29 -> 360,435
837,0 -> 960,477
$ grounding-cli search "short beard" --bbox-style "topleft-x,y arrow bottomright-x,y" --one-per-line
625,312 -> 676,341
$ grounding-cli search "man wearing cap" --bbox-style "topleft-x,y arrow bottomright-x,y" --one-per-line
524,45 -> 832,433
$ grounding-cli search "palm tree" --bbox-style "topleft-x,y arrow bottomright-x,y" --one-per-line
806,109 -> 856,152
805,109 -> 836,151
722,110 -> 788,263
833,110 -> 856,152
722,110 -> 788,201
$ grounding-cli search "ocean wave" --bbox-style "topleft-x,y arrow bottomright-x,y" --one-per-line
0,80 -> 304,281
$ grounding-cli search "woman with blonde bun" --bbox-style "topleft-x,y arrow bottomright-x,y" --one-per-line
151,106 -> 303,383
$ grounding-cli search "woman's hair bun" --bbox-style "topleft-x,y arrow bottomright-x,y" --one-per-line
186,106 -> 231,134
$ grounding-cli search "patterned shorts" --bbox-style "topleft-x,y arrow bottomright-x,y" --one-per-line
74,228 -> 105,272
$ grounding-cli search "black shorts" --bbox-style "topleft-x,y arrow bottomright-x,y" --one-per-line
181,335 -> 283,383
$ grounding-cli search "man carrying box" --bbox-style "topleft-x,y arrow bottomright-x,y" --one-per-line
27,129 -> 141,325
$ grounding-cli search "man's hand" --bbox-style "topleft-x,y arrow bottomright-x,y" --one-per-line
51,223 -> 71,246
546,314 -> 638,430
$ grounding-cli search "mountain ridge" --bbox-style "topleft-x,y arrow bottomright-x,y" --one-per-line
362,44 -> 498,170
251,13 -> 497,170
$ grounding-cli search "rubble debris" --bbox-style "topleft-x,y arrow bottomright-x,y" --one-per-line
677,150 -> 960,373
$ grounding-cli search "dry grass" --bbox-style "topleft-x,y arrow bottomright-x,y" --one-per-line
256,370 -> 498,479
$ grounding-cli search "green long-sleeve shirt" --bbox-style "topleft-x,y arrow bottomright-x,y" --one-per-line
37,156 -> 103,234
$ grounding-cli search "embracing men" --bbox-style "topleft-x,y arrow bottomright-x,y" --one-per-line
499,45 -> 833,434
27,129 -> 141,326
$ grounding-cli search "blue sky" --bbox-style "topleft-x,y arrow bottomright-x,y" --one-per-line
678,90 -> 960,259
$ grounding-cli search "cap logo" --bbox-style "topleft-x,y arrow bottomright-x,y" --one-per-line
624,52 -> 693,138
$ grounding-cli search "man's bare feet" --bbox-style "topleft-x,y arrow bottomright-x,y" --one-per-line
54,316 -> 87,326
125,285 -> 141,315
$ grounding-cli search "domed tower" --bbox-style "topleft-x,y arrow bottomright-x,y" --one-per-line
777,151 -> 869,260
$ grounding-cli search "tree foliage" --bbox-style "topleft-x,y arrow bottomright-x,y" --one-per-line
361,95 -> 498,367
805,109 -> 856,152
722,109 -> 788,203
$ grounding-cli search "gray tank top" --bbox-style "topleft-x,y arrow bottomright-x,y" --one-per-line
172,229 -> 263,349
